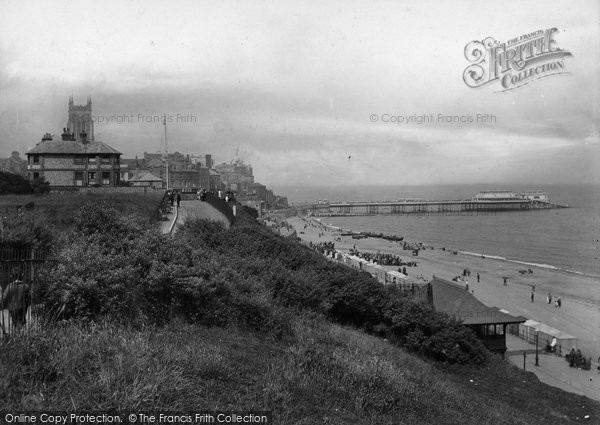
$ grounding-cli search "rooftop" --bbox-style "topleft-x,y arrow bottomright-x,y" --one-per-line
430,277 -> 526,325
27,139 -> 121,155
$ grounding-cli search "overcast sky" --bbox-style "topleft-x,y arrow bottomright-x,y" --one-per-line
0,0 -> 598,187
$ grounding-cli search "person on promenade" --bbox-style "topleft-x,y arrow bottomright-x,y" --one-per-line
556,297 -> 562,309
531,291 -> 534,303
176,192 -> 181,208
477,272 -> 480,283
169,191 -> 174,207
503,277 -> 507,286
547,292 -> 552,304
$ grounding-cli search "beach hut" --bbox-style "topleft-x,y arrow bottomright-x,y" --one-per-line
429,277 -> 526,358
518,320 -> 577,354
518,319 -> 541,342
386,270 -> 408,285
552,330 -> 577,354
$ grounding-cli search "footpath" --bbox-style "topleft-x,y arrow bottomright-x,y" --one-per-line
506,334 -> 600,402
160,200 -> 231,234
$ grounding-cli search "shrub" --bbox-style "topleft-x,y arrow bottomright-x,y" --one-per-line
0,211 -> 53,250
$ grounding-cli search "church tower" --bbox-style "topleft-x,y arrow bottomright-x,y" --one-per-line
66,95 -> 94,143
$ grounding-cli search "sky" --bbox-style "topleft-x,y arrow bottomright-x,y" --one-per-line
0,0 -> 598,188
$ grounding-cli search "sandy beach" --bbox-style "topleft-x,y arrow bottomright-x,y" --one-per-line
284,214 -> 600,400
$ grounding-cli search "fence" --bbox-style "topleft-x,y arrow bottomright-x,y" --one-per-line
152,190 -> 172,222
0,249 -> 51,337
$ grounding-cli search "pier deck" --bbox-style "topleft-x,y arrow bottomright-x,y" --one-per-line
296,199 -> 567,216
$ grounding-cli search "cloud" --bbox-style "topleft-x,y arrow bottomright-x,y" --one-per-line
0,0 -> 598,185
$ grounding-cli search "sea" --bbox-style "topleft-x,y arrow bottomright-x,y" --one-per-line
276,184 -> 600,279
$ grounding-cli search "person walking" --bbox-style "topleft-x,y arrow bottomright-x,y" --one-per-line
531,290 -> 534,302
176,192 -> 181,208
477,272 -> 480,283
169,191 -> 174,207
547,292 -> 552,304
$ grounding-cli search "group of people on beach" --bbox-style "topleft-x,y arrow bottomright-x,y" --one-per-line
348,250 -> 415,268
546,292 -> 562,308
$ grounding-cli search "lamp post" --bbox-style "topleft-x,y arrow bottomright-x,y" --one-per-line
535,330 -> 540,366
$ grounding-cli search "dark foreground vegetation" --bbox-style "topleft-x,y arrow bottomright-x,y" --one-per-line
1,200 -> 598,423
0,171 -> 49,195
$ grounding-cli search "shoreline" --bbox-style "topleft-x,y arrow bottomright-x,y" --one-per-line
289,215 -> 600,354
313,217 -> 600,281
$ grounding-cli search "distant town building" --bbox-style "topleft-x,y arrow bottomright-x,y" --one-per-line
0,151 -> 27,176
26,97 -> 122,187
129,171 -> 163,188
119,152 -> 219,190
214,159 -> 254,194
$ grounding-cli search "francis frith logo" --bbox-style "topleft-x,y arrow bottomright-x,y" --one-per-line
463,28 -> 572,91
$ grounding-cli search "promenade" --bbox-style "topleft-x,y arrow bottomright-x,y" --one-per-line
160,200 -> 231,234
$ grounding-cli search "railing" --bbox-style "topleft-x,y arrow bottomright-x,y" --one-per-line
152,190 -> 171,222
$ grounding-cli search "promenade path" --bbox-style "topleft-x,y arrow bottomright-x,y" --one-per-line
506,333 -> 600,402
160,200 -> 231,234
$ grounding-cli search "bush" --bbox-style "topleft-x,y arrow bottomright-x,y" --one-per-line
0,211 -> 53,250
178,217 -> 489,365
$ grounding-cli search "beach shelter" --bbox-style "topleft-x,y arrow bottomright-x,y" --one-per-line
429,277 -> 526,357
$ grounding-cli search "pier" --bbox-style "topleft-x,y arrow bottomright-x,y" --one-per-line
294,191 -> 568,216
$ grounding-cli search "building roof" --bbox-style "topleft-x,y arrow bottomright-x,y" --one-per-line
27,139 -> 122,155
129,171 -> 162,182
430,277 -> 526,325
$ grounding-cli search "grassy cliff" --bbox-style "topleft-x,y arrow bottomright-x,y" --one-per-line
0,202 -> 598,424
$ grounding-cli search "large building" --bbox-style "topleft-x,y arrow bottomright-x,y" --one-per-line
120,152 -> 220,191
214,159 -> 254,194
0,151 -> 27,176
26,97 -> 122,187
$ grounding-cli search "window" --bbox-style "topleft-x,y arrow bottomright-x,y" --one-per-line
32,156 -> 40,164
102,172 -> 110,185
33,172 -> 40,180
75,171 -> 83,186
88,172 -> 96,183
101,156 -> 111,165
88,156 -> 96,164
74,157 -> 84,165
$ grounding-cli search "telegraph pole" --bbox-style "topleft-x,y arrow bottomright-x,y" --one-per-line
163,114 -> 169,190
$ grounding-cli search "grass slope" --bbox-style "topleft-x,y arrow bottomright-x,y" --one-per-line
1,204 -> 598,423
0,192 -> 165,230
1,318 -> 598,424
